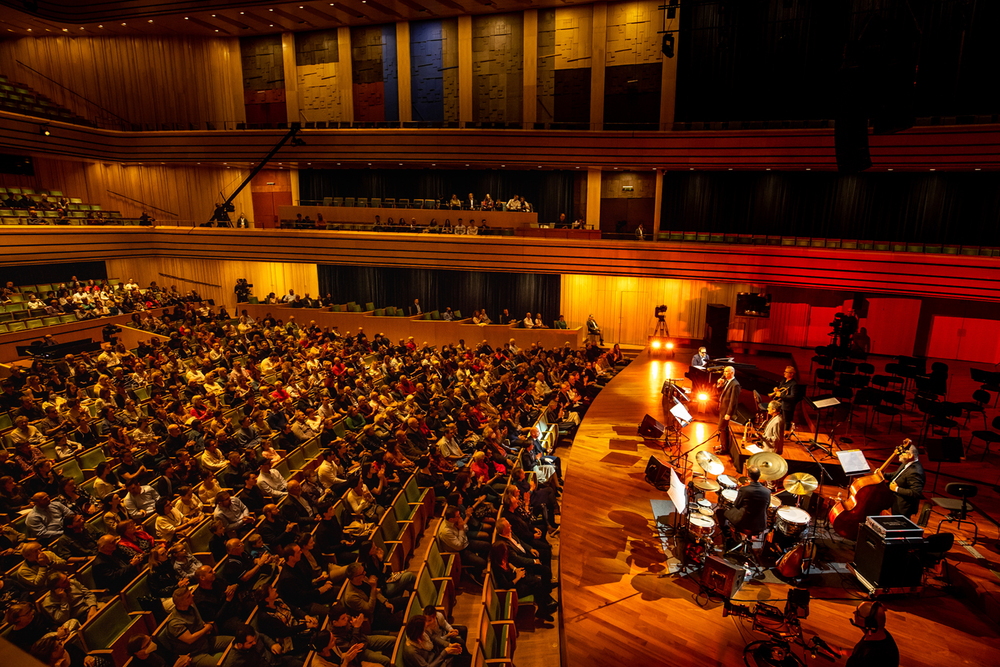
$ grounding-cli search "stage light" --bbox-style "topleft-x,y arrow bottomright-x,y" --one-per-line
697,392 -> 708,401
666,342 -> 674,350
40,125 -> 51,137
651,341 -> 662,350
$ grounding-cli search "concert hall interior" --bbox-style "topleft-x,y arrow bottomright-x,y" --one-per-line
2,2 -> 1000,667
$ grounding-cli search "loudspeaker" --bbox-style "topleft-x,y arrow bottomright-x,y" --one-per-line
638,414 -> 665,439
834,114 -> 872,173
644,455 -> 671,487
705,304 -> 730,357
703,555 -> 746,598
851,524 -> 922,590
852,293 -> 869,319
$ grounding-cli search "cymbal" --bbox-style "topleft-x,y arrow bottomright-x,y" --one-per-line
747,452 -> 788,481
693,478 -> 721,492
695,451 -> 724,476
783,472 -> 819,496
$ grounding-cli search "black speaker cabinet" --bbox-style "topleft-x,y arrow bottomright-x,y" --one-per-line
703,554 -> 746,598
851,524 -> 923,592
638,414 -> 665,439
705,304 -> 730,357
645,455 -> 671,487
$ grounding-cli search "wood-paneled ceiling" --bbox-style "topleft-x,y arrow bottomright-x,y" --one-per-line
0,0 -> 596,36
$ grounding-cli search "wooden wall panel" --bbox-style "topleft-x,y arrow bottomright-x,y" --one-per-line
105,258 -> 318,312
0,36 -> 245,128
0,156 -> 254,224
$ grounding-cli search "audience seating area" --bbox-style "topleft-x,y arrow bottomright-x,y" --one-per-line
0,277 -> 122,336
0,74 -> 92,127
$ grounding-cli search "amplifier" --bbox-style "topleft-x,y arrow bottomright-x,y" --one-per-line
851,524 -> 923,594
702,555 -> 746,599
865,515 -> 923,542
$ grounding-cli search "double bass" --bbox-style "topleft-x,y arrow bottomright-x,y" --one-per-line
827,440 -> 910,540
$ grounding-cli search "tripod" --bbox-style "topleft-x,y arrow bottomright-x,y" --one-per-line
653,316 -> 669,337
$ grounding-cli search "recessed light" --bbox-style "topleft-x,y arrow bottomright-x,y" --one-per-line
728,168 -> 733,170
805,168 -> 811,171
975,168 -> 981,171
689,167 -> 693,170
241,12 -> 245,14
888,168 -> 893,171
223,163 -> 227,165
98,25 -> 103,28
80,27 -> 84,30
431,164 -> 436,166
270,24 -> 273,26
197,163 -> 201,165
466,164 -> 469,167
184,17 -> 189,20
337,163 -> 341,165
121,22 -> 126,25
62,28 -> 68,31
399,163 -> 403,166
215,29 -> 219,32
576,166 -> 580,169
368,163 -> 372,165
307,163 -> 311,165
270,8 -> 274,11
930,168 -> 935,171
212,15 -> 216,17
501,165 -> 505,168
27,28 -> 31,31
148,19 -> 153,23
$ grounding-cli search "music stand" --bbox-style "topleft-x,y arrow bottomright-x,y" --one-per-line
923,437 -> 964,493
665,400 -> 692,444
807,396 -> 840,455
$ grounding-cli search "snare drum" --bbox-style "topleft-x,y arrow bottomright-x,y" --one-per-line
767,496 -> 782,525
775,506 -> 810,539
717,474 -> 738,491
719,488 -> 738,511
688,514 -> 716,541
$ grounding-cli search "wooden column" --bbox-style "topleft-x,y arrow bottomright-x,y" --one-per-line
227,38 -> 247,124
590,3 -> 607,131
660,10 -> 680,130
281,33 -> 299,125
289,168 -> 301,206
458,15 -> 474,124
652,169 -> 664,239
523,10 -> 538,126
396,22 -> 412,122
337,27 -> 354,122
586,168 -> 602,229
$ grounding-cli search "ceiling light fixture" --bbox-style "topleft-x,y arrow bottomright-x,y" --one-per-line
148,19 -> 153,23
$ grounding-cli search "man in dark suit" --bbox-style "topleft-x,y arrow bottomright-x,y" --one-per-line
721,466 -> 771,535
716,366 -> 741,458
888,440 -> 924,518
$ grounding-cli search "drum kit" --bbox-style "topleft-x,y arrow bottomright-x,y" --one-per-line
682,448 -> 820,574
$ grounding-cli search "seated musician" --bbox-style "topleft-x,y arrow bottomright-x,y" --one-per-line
717,466 -> 770,540
767,366 -> 798,426
691,347 -> 709,369
759,401 -> 784,455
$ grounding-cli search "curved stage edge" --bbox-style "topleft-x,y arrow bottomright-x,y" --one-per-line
557,348 -> 1000,667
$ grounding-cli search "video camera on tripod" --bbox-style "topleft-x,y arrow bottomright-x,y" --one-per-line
723,590 -> 838,665
655,304 -> 668,321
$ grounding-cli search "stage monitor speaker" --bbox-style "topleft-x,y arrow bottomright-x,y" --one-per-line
638,414 -> 666,439
703,554 -> 746,598
852,524 -> 923,590
834,114 -> 872,173
705,304 -> 730,357
644,455 -> 671,487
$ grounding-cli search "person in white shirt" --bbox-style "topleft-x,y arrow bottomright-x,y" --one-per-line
256,459 -> 288,501
467,221 -> 478,236
125,278 -> 139,290
454,218 -> 467,235
316,450 -> 349,492
213,491 -> 253,530
506,196 -> 521,211
282,289 -> 296,303
124,481 -> 159,520
523,312 -> 534,329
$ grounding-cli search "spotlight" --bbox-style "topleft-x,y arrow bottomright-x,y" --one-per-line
665,342 -> 674,350
40,125 -> 51,137
697,393 -> 709,402
652,341 -> 662,350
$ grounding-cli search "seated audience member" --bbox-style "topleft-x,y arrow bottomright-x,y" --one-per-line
402,615 -> 467,667
489,541 -> 556,622
229,623 -> 300,667
436,505 -> 489,582
127,634 -> 193,667
342,562 -> 403,633
166,587 -> 235,667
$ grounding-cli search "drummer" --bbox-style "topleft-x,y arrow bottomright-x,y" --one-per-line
717,466 -> 771,542
760,400 -> 784,455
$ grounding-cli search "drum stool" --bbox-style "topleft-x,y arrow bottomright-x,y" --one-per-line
727,527 -> 767,578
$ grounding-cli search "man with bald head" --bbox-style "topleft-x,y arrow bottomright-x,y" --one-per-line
26,491 -> 73,544
281,480 -> 317,528
16,541 -> 70,592
93,534 -> 143,590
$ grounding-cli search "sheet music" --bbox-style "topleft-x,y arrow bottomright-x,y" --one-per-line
670,401 -> 692,427
836,449 -> 871,476
746,444 -> 763,454
667,467 -> 687,516
812,397 -> 841,409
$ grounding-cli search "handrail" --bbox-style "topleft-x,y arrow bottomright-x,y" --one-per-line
106,190 -> 178,217
15,59 -> 131,130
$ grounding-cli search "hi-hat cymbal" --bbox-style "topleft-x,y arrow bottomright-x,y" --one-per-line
693,478 -> 721,492
783,472 -> 819,496
747,452 -> 788,481
695,451 -> 724,476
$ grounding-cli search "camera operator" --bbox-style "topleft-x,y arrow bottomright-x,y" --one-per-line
845,601 -> 898,667
234,279 -> 253,304
102,324 -> 122,345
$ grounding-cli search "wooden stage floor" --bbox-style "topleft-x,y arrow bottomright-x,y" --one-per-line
558,350 -> 1000,667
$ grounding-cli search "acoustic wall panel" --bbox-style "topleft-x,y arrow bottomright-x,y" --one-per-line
295,29 -> 347,123
604,1 -> 663,126
352,25 -> 399,122
240,35 -> 286,124
538,7 -> 592,124
471,13 -> 524,123
410,19 -> 459,123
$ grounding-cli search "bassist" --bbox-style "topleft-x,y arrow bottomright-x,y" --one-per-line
888,440 -> 924,519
